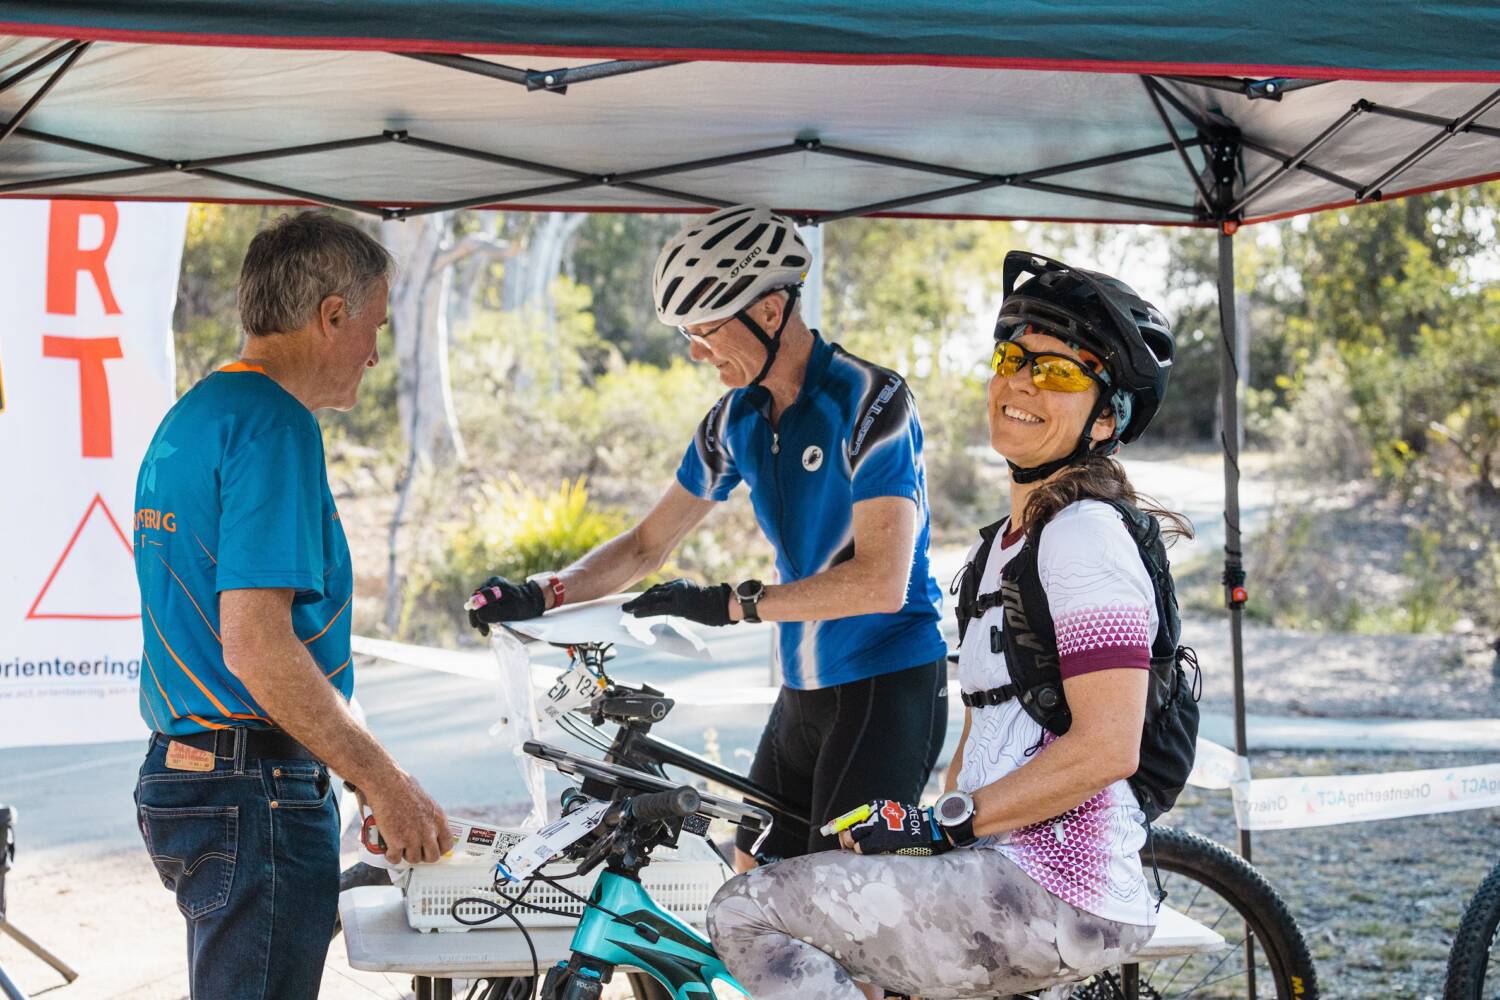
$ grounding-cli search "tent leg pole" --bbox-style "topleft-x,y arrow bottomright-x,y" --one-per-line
1217,230 -> 1250,859
1218,229 -> 1256,1000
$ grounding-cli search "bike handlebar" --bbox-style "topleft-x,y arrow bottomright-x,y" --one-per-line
626,786 -> 701,824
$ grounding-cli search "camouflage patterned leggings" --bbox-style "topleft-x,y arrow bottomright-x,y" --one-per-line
707,848 -> 1153,1000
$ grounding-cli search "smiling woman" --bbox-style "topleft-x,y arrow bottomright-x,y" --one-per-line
705,252 -> 1201,1000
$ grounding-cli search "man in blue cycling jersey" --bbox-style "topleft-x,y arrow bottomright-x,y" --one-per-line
468,205 -> 947,870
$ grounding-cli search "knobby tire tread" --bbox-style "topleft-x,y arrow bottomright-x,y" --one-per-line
1445,857 -> 1500,1000
1147,826 -> 1320,999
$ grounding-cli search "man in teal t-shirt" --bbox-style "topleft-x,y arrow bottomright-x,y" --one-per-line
133,213 -> 452,1000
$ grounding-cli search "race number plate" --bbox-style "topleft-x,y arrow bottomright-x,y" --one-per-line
496,799 -> 610,882
537,661 -> 606,726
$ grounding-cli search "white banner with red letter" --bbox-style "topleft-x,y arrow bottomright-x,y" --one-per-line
0,199 -> 187,749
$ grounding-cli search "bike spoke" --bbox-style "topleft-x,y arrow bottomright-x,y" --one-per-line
1174,940 -> 1254,997
1187,964 -> 1272,995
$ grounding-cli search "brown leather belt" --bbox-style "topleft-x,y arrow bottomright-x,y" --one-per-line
153,727 -> 319,763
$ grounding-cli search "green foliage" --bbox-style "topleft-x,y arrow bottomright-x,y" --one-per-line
1269,186 -> 1500,497
1392,525 -> 1461,633
569,213 -> 684,367
446,475 -> 629,582
400,476 -> 630,639
173,204 -> 268,391
823,217 -> 1013,374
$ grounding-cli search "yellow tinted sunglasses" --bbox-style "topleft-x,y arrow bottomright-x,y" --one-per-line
990,340 -> 1104,393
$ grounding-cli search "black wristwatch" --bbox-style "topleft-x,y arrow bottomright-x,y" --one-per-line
734,579 -> 766,623
934,790 -> 978,847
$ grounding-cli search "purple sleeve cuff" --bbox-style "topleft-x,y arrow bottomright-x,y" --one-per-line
1059,646 -> 1151,680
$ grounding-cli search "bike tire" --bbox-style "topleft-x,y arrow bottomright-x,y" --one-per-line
1445,857 -> 1500,999
1076,826 -> 1319,999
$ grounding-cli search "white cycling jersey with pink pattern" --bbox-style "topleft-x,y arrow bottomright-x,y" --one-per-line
955,499 -> 1158,927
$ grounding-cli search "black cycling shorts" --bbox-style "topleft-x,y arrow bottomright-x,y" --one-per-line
735,659 -> 947,860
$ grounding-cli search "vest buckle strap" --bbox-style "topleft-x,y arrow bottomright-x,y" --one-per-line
961,683 -> 1019,708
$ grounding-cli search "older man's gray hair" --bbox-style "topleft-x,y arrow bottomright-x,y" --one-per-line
238,213 -> 395,337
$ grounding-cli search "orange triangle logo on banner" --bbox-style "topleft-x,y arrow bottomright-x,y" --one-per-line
26,493 -> 139,621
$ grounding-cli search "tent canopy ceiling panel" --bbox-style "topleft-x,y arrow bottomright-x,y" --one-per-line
3,2 -> 1499,78
2,4 -> 1499,226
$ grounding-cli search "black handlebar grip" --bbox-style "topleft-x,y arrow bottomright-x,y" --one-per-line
627,786 -> 701,823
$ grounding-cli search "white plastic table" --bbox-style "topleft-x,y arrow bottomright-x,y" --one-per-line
341,883 -> 1221,1000
340,885 -> 598,999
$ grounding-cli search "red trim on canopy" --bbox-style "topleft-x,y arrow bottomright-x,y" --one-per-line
1239,166 -> 1500,226
4,21 -> 1500,83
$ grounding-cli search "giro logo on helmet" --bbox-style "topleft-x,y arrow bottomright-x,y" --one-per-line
802,445 -> 823,471
729,246 -> 763,279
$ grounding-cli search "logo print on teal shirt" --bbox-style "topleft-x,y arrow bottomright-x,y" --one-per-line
142,439 -> 178,494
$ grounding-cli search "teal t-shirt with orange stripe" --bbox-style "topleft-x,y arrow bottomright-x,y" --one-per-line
133,363 -> 353,734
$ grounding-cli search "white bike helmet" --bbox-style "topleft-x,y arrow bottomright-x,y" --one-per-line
653,205 -> 810,386
654,205 -> 809,327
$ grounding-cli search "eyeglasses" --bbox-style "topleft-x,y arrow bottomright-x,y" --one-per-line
991,340 -> 1106,393
677,315 -> 737,344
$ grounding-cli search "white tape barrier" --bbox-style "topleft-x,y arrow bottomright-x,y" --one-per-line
1187,736 -> 1500,831
1186,735 -> 1253,791
350,634 -> 1500,833
1228,758 -> 1500,831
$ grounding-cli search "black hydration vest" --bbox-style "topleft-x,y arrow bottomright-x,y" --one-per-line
954,497 -> 1200,823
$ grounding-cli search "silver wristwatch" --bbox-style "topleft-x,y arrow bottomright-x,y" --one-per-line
934,790 -> 977,846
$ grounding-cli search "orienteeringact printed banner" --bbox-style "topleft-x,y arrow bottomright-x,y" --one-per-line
0,199 -> 187,748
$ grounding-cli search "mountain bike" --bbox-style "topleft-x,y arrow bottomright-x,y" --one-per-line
1445,856 -> 1500,999
342,635 -> 1319,999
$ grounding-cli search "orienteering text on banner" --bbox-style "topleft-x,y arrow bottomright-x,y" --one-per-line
0,199 -> 188,749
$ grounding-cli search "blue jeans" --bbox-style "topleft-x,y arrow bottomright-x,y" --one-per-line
134,734 -> 340,1000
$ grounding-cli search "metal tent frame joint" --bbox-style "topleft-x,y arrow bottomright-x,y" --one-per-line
1205,127 -> 1245,223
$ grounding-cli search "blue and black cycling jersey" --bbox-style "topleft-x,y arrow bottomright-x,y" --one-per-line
676,332 -> 946,689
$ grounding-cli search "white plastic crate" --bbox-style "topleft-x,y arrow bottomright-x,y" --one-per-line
403,839 -> 731,933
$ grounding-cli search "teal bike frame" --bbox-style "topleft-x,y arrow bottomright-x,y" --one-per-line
559,869 -> 748,1000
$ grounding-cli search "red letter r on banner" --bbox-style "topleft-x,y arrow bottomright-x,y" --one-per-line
47,201 -> 122,316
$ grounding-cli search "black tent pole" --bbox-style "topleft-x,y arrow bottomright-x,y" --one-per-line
1201,119 -> 1256,998
1217,220 -> 1258,1000
1216,227 -> 1250,859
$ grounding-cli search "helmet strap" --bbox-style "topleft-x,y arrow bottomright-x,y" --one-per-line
738,286 -> 800,387
1005,393 -> 1117,484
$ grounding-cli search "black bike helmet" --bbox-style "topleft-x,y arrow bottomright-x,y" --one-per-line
995,251 -> 1175,481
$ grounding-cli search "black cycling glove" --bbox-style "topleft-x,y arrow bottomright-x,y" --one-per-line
847,800 -> 952,857
621,579 -> 734,628
467,576 -> 546,636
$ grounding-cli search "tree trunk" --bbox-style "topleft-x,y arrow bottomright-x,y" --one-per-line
378,215 -> 514,633
382,213 -> 468,468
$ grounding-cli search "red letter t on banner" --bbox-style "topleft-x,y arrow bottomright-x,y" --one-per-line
43,336 -> 124,458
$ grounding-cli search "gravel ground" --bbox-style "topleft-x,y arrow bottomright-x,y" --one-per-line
1164,749 -> 1500,999
1180,611 -> 1500,721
